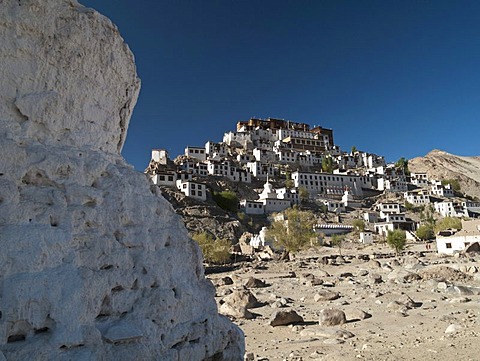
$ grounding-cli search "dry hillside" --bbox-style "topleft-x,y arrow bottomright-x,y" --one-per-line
409,149 -> 480,200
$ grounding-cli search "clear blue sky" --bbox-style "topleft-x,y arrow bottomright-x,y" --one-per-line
81,1 -> 480,171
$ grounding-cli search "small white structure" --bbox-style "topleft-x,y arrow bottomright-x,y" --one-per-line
185,146 -> 207,161
250,227 -> 268,247
434,201 -> 464,218
410,172 -> 429,187
376,202 -> 401,218
436,220 -> 480,255
151,171 -> 177,187
246,161 -> 275,180
176,180 -> 207,201
430,181 -> 454,197
240,200 -> 264,215
151,149 -> 169,165
257,179 -> 292,213
404,190 -> 430,205
342,189 -> 362,208
319,199 -> 345,213
359,231 -> 373,244
364,211 -> 378,224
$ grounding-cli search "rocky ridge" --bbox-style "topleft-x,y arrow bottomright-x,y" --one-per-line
409,149 -> 480,199
0,1 -> 243,360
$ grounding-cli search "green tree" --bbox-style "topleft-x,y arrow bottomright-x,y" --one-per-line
441,179 -> 461,192
435,217 -> 462,233
213,190 -> 238,212
331,234 -> 345,256
386,229 -> 407,255
192,232 -> 231,264
285,171 -> 294,188
404,201 -> 414,212
299,187 -> 309,203
352,219 -> 365,233
395,157 -> 410,176
416,224 -> 435,241
266,207 -> 317,255
351,145 -> 357,154
322,156 -> 334,173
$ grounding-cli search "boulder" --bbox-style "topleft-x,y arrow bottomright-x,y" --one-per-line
245,277 -> 268,288
0,2 -> 244,360
314,291 -> 340,302
270,310 -> 304,327
318,309 -> 347,327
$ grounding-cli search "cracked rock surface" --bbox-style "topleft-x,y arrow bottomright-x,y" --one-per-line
0,1 -> 244,360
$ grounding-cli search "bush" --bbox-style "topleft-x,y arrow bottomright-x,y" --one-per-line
192,232 -> 231,264
352,219 -> 365,233
435,217 -> 462,233
213,191 -> 238,212
266,207 -> 317,254
441,179 -> 461,192
386,229 -> 406,255
299,187 -> 309,203
416,224 -> 435,241
331,234 -> 345,255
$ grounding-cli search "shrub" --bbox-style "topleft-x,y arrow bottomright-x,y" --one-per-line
435,217 -> 462,233
441,179 -> 461,192
192,232 -> 231,264
266,207 -> 317,254
386,229 -> 406,255
352,219 -> 365,233
299,187 -> 309,203
331,234 -> 345,255
416,224 -> 435,241
213,191 -> 238,212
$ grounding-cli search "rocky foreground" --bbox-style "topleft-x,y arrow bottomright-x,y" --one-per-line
209,243 -> 480,361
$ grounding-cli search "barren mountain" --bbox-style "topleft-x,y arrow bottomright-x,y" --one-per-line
409,149 -> 480,199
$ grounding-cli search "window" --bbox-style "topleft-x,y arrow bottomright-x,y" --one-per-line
168,176 -> 174,181
191,184 -> 196,189
446,243 -> 452,249
191,190 -> 196,196
159,175 -> 165,181
198,191 -> 202,197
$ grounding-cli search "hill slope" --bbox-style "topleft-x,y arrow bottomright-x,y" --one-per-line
409,149 -> 480,199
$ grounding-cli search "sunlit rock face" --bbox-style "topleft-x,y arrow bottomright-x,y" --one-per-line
0,1 -> 244,360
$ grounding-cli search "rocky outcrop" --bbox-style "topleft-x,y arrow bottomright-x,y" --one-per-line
409,149 -> 480,199
0,1 -> 243,360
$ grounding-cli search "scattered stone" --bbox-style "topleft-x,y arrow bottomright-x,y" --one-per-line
387,269 -> 421,283
244,352 -> 255,361
450,297 -> 471,303
300,327 -> 354,340
347,309 -> 372,321
270,310 -> 304,327
319,309 -> 347,327
357,269 -> 369,277
270,297 -> 292,309
314,291 -> 340,302
219,289 -> 259,319
245,277 -> 268,288
368,260 -> 381,269
446,285 -> 478,296
369,273 -> 383,284
437,282 -> 448,290
445,324 -> 462,334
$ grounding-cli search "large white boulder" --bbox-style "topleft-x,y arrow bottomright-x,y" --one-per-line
0,1 -> 244,360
